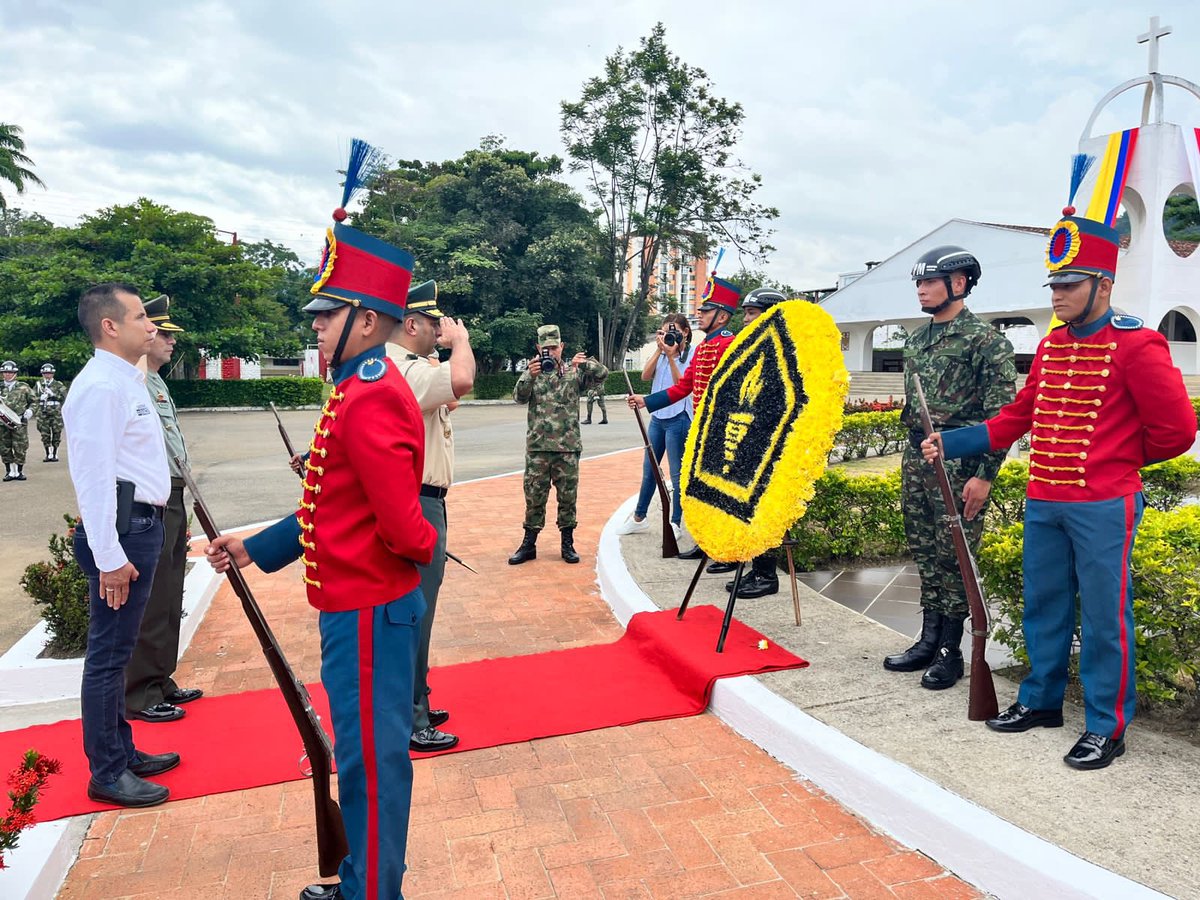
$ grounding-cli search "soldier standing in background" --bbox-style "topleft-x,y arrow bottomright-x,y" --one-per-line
509,325 -> 608,565
884,246 -> 1016,690
582,384 -> 608,424
36,363 -> 67,462
1,359 -> 36,481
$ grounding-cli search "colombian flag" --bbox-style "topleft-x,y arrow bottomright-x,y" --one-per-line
1084,129 -> 1139,228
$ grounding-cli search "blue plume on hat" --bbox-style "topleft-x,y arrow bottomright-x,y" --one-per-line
1064,153 -> 1096,215
333,138 -> 384,220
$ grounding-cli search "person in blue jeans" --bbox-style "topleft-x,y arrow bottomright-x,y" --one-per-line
618,313 -> 694,537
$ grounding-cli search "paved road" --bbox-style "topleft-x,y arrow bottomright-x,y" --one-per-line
0,402 -> 641,655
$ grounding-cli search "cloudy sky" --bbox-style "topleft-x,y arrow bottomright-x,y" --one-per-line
2,0 -> 1198,289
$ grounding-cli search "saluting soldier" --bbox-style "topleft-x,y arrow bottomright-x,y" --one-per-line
884,247 -> 1016,691
36,363 -> 67,462
206,149 -> 437,900
509,325 -> 608,565
1,359 -> 36,481
385,279 -> 476,754
924,213 -> 1196,769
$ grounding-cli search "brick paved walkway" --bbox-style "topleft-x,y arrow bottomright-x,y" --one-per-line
57,452 -> 980,899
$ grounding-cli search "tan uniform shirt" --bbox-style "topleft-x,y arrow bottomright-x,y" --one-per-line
386,343 -> 457,489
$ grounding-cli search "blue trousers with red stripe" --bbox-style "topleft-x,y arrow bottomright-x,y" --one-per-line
1018,494 -> 1143,739
320,588 -> 426,900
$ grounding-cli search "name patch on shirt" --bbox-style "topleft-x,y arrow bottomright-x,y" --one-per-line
136,403 -> 152,416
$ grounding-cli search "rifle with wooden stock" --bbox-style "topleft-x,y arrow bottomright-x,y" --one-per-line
176,461 -> 348,877
269,402 -> 303,479
623,370 -> 679,558
912,375 -> 1000,722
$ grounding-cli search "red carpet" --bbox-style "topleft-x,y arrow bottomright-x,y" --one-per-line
1,606 -> 806,823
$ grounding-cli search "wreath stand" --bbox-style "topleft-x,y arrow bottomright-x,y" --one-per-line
676,538 -> 803,652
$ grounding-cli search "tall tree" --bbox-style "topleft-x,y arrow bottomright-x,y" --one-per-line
356,141 -> 608,372
0,124 -> 45,211
560,23 -> 778,368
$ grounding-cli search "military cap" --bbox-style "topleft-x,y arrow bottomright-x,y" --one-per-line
0,360 -> 17,373
404,280 -> 444,318
697,275 -> 741,314
144,294 -> 185,332
40,363 -> 55,374
742,287 -> 786,311
1044,216 -> 1119,286
537,325 -> 562,348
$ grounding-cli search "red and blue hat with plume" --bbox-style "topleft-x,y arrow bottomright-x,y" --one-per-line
1045,153 -> 1120,285
305,138 -> 415,319
697,248 -> 741,314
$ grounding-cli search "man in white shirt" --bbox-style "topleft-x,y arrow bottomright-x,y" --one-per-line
64,282 -> 179,809
385,280 -> 476,753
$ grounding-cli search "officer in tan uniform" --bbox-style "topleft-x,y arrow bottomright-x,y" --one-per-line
385,280 -> 476,753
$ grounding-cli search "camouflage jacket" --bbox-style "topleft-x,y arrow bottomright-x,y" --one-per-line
901,307 -> 1016,482
514,358 -> 608,452
0,380 -> 35,417
36,379 -> 67,409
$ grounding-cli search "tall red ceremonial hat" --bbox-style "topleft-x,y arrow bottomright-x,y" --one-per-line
305,139 -> 414,320
1044,153 -> 1120,285
697,275 -> 741,314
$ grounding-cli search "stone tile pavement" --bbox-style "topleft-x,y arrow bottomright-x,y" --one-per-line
56,452 -> 980,899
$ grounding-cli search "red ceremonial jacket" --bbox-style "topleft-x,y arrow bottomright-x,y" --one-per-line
983,315 -> 1196,502
245,346 -> 436,612
645,328 -> 737,413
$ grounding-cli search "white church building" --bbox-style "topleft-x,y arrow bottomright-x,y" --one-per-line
823,17 -> 1200,376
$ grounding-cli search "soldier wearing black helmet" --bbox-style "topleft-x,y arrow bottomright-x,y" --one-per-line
883,246 -> 1016,690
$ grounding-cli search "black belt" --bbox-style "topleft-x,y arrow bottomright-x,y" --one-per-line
131,501 -> 165,520
420,485 -> 448,499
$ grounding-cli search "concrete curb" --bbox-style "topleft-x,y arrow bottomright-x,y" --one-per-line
594,495 -> 1170,900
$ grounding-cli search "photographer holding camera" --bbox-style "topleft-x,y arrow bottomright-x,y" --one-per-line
616,313 -> 693,538
510,324 -> 608,565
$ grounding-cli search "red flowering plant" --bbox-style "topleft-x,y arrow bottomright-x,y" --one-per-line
0,750 -> 62,870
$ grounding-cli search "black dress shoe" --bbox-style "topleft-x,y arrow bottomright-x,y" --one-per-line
1064,731 -> 1126,770
737,575 -> 779,599
128,702 -> 185,723
677,546 -> 704,560
428,709 -> 450,728
985,702 -> 1064,733
164,687 -> 204,705
410,726 -> 460,752
300,883 -> 343,900
129,750 -> 180,777
707,560 -> 737,574
87,769 -> 169,808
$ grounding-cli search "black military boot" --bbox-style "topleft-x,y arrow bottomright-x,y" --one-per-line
560,528 -> 580,564
43,448 -> 52,462
921,614 -> 965,689
582,416 -> 592,424
599,414 -> 608,424
51,444 -> 60,462
14,464 -> 26,481
508,528 -> 538,565
883,608 -> 941,672
3,464 -> 14,482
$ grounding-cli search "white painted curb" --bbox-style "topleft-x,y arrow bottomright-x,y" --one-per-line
594,496 -> 1170,900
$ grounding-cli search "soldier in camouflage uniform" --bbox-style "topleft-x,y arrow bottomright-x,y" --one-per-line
884,246 -> 1016,690
36,363 -> 67,462
509,324 -> 608,565
1,360 -> 37,481
582,384 -> 607,424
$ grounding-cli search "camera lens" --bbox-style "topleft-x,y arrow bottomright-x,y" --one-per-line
663,330 -> 679,346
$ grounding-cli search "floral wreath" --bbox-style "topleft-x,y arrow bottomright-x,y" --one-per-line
680,301 -> 848,561
311,228 -> 339,294
1045,219 -> 1082,271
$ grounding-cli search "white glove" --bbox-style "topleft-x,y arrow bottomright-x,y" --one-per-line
23,409 -> 33,420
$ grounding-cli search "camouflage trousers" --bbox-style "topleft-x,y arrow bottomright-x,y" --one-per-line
0,423 -> 29,465
901,445 -> 988,616
523,450 -> 580,531
38,409 -> 63,448
586,394 -> 606,420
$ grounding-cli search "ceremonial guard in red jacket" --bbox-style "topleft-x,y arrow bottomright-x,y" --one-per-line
207,141 -> 436,899
927,211 -> 1196,770
628,273 -> 740,559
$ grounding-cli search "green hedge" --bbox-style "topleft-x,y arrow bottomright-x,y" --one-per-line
830,410 -> 907,462
470,370 -> 651,401
166,378 -> 323,408
787,468 -> 907,569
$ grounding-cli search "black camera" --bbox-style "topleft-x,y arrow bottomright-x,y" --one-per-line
663,324 -> 681,347
539,348 -> 556,374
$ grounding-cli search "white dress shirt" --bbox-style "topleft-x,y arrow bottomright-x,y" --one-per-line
64,349 -> 170,571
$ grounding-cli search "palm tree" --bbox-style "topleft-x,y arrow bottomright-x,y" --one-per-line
0,123 -> 46,211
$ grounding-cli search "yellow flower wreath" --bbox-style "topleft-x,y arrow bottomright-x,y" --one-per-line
680,301 -> 848,561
